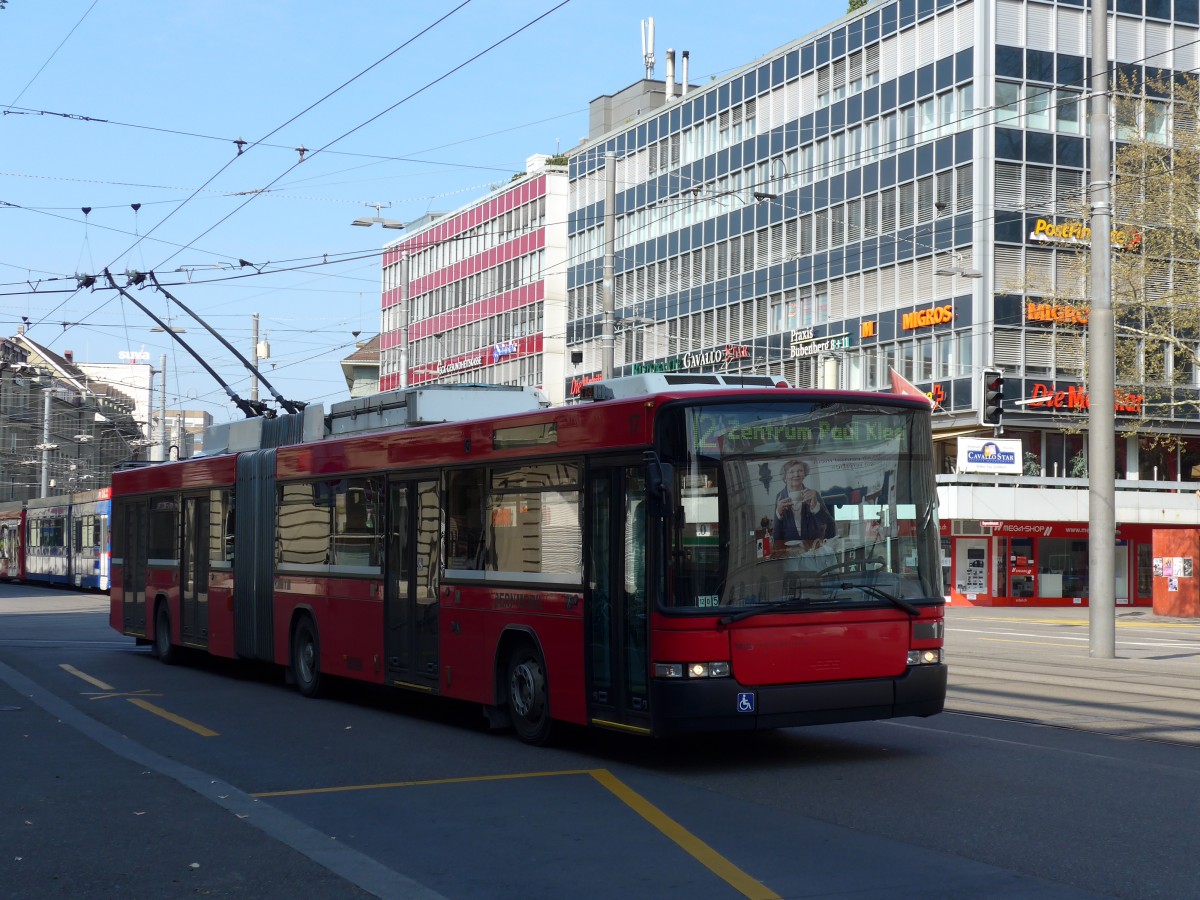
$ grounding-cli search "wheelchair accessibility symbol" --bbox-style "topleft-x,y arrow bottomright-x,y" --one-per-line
737,692 -> 755,713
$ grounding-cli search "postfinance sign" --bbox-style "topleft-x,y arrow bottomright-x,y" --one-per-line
1029,218 -> 1144,250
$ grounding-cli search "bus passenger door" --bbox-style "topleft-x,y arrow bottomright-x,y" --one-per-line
585,465 -> 650,733
385,478 -> 440,690
122,500 -> 149,634
180,495 -> 210,648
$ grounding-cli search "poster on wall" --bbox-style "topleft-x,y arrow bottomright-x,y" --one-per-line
963,548 -> 988,593
957,437 -> 1023,474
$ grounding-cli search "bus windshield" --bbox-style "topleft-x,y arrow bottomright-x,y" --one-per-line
659,400 -> 942,613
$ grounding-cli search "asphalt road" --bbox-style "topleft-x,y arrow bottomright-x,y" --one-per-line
2,586 -> 1198,900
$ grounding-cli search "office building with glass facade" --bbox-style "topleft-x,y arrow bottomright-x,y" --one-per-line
564,0 -> 1200,607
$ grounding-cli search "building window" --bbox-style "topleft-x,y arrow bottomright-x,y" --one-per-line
996,82 -> 1021,126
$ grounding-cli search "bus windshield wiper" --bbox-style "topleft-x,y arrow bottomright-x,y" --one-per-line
718,598 -> 813,626
836,582 -> 921,616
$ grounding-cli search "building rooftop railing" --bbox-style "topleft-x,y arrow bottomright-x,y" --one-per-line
937,473 -> 1200,493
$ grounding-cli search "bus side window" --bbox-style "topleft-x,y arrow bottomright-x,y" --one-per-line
446,469 -> 485,571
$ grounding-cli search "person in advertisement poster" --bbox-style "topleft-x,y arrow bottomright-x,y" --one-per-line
772,458 -> 837,545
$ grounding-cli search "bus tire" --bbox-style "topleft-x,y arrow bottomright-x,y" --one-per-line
154,604 -> 176,666
507,642 -> 552,745
291,616 -> 324,698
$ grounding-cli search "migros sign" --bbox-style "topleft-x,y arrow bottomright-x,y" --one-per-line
901,304 -> 953,330
1026,302 -> 1089,326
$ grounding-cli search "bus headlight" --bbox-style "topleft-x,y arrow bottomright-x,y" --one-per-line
654,662 -> 732,679
907,648 -> 942,666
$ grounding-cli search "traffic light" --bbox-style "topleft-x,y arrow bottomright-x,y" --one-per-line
980,369 -> 1004,426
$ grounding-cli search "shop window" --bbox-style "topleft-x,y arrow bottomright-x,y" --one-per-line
1181,438 -> 1200,483
1136,543 -> 1153,601
1138,438 -> 1174,481
1037,538 -> 1089,599
1005,537 -> 1036,597
1046,432 -> 1087,479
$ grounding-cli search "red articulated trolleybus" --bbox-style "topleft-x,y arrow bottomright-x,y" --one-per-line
109,374 -> 946,744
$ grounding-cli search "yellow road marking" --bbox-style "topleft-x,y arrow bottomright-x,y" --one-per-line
253,769 -> 595,798
964,616 -> 1198,630
127,698 -> 219,737
59,664 -> 219,737
255,768 -> 779,899
589,768 -> 781,900
979,637 -> 1084,648
59,663 -> 114,691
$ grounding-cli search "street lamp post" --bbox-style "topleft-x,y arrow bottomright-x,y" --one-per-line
352,203 -> 405,230
35,385 -> 58,498
353,204 -> 407,388
933,251 -> 983,281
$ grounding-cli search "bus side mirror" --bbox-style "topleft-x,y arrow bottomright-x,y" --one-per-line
643,451 -> 673,504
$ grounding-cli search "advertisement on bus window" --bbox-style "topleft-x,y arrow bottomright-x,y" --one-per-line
670,402 -> 939,611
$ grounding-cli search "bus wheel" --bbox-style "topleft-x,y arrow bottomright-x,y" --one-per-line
291,617 -> 324,698
507,643 -> 552,745
154,605 -> 176,666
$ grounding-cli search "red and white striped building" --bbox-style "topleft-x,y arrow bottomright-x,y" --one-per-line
379,155 -> 569,404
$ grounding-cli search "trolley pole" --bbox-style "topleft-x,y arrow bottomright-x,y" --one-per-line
1088,0 -> 1116,658
601,151 -> 616,380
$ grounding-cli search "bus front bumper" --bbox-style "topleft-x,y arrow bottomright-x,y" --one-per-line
648,663 -> 947,735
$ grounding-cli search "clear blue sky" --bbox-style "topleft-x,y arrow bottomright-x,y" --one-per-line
1,0 -> 836,421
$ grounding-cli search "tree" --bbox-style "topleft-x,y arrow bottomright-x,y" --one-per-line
848,0 -> 871,10
1027,72 -> 1200,452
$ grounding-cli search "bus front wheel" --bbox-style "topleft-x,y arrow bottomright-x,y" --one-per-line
291,617 -> 324,698
507,643 -> 552,745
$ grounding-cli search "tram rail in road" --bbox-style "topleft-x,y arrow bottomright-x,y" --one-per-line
943,607 -> 1200,746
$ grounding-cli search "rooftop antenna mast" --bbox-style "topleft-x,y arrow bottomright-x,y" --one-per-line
641,17 -> 655,78
147,272 -> 305,414
102,269 -> 264,419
